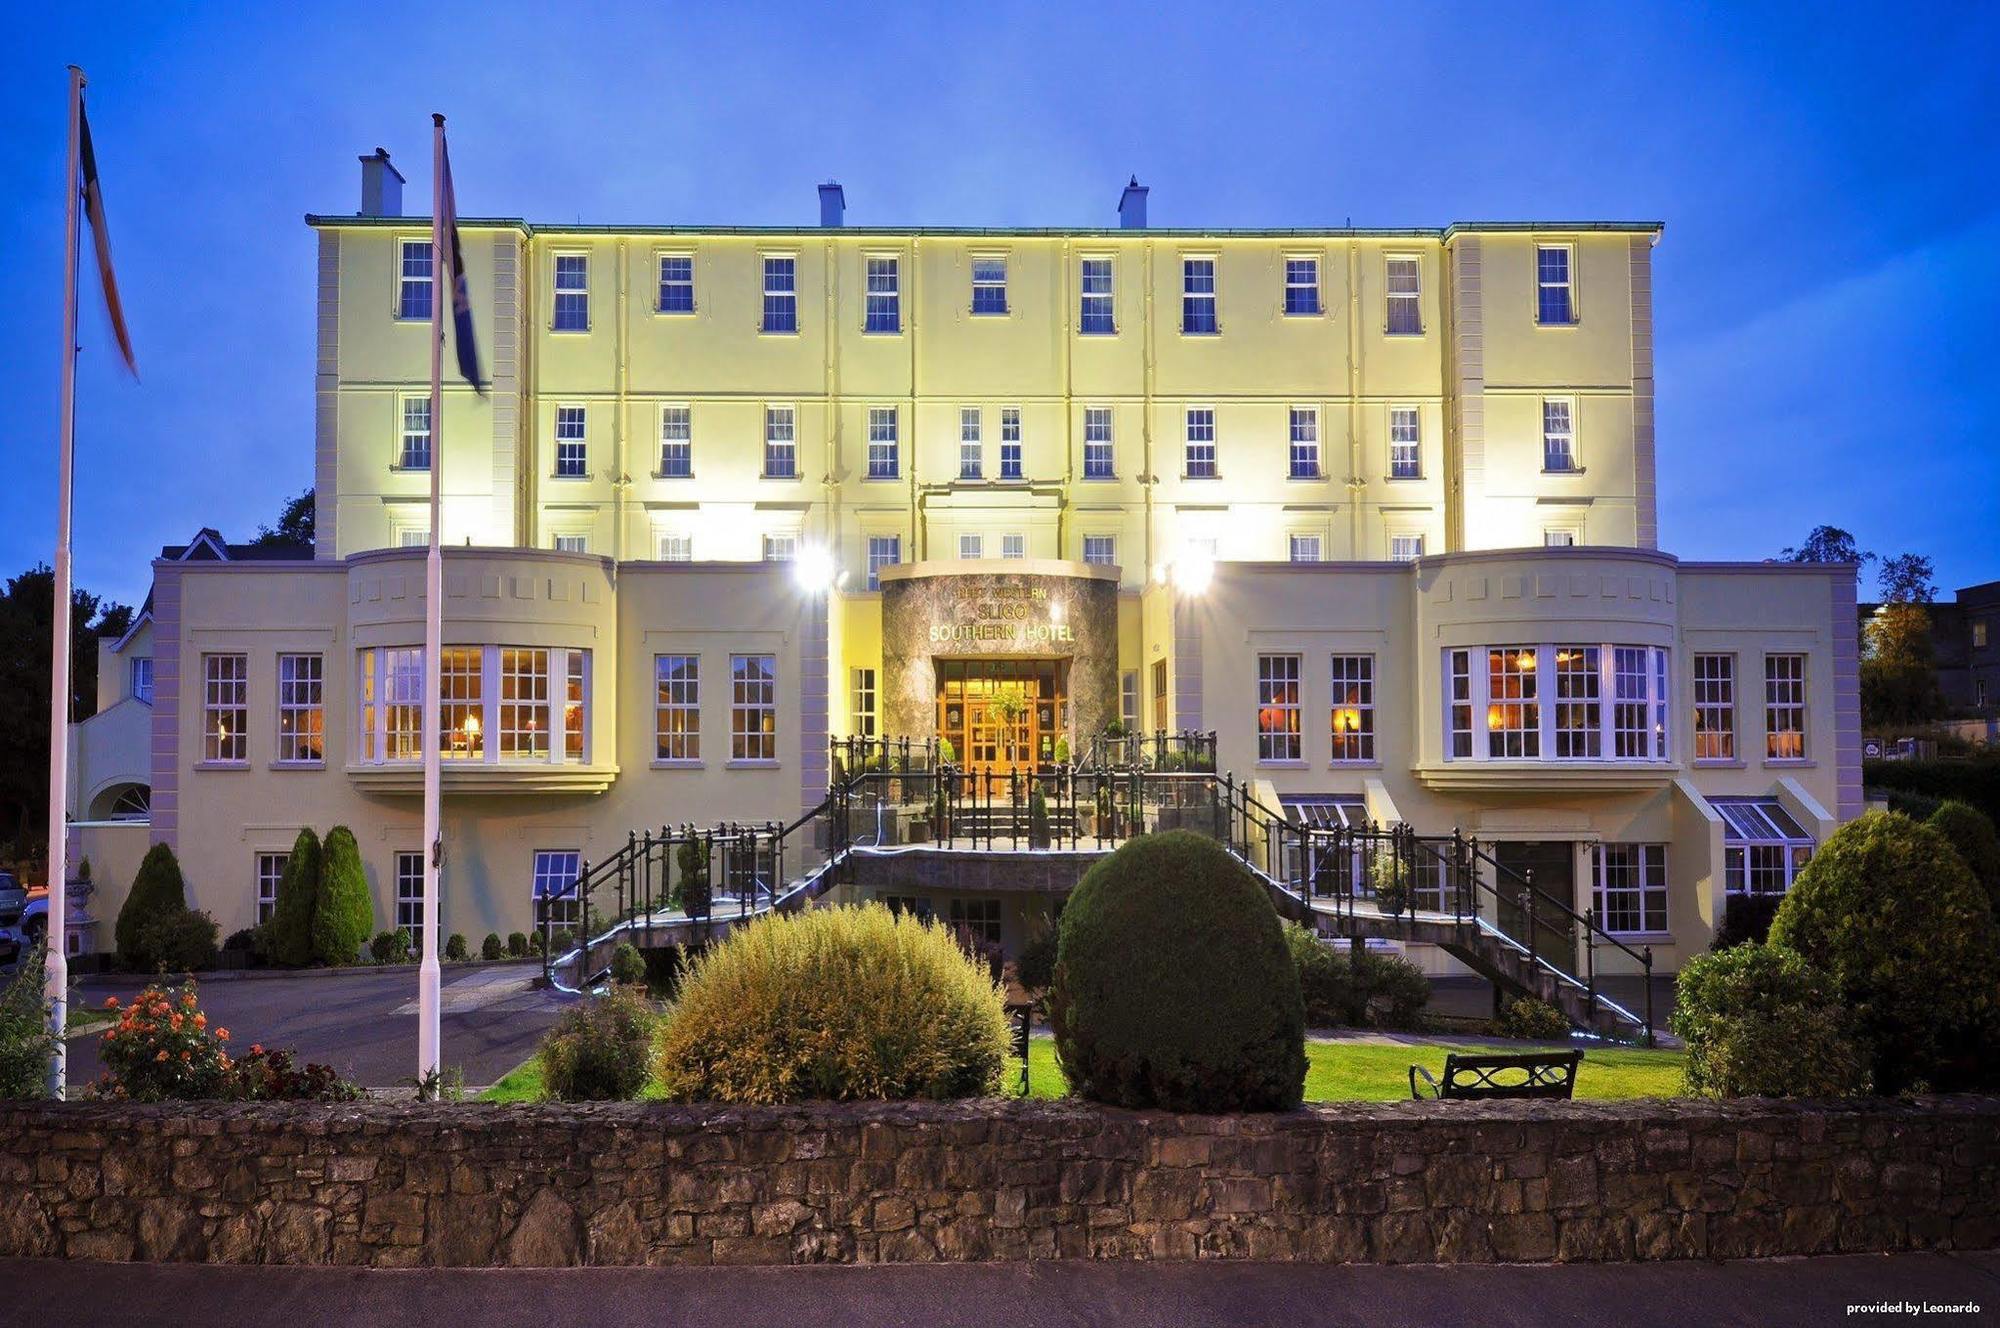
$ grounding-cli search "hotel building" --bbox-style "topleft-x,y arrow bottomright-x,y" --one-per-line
65,154 -> 1860,986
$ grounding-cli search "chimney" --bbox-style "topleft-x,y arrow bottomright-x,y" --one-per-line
359,148 -> 405,218
1117,176 -> 1148,229
818,181 -> 846,228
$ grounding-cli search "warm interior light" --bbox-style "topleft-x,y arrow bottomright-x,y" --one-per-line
1517,651 -> 1536,671
462,713 -> 481,738
1487,705 -> 1506,731
1333,707 -> 1360,733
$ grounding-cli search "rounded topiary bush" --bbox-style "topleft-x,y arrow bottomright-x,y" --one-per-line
610,941 -> 646,987
1928,799 -> 2000,913
1049,830 -> 1305,1111
116,842 -> 189,968
1769,811 -> 2000,1092
653,903 -> 1011,1103
1671,943 -> 1868,1099
137,910 -> 220,974
481,933 -> 505,961
541,987 -> 656,1102
264,827 -> 322,967
311,826 -> 374,966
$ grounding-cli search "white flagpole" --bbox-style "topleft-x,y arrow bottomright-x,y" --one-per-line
416,112 -> 445,1083
44,64 -> 86,1099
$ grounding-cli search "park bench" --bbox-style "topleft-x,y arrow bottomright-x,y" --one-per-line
1408,1049 -> 1583,1101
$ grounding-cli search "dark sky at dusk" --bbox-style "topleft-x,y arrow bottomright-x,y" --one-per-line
3,1 -> 1996,608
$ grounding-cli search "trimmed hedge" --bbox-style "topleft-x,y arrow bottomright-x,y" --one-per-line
116,843 -> 189,969
1864,756 -> 2000,828
1928,800 -> 2000,913
264,827 -> 322,967
1497,996 -> 1571,1042
1769,811 -> 2000,1093
1050,831 -> 1305,1111
312,826 -> 374,966
136,910 -> 220,973
1672,944 -> 1868,1099
1283,926 -> 1431,1030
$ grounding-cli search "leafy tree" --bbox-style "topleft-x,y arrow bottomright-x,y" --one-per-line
1780,526 -> 1873,567
1876,552 -> 1937,605
264,827 -> 322,966
311,826 -> 374,965
116,842 -> 190,968
249,488 -> 315,551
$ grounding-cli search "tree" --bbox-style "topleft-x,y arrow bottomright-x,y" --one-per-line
249,488 -> 315,551
311,826 -> 374,965
116,842 -> 190,968
1876,552 -> 1936,605
264,827 -> 323,966
1780,526 -> 1873,567
1862,552 -> 1943,726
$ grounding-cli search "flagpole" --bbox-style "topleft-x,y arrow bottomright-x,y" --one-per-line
43,65 -> 86,1099
417,112 -> 445,1084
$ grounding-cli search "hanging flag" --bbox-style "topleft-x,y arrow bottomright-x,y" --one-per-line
436,131 -> 484,393
78,100 -> 137,377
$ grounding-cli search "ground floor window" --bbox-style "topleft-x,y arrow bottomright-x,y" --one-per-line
255,852 -> 287,926
1591,843 -> 1666,934
534,849 -> 583,928
881,893 -> 931,921
1121,669 -> 1139,733
1713,798 -> 1814,896
947,897 -> 1002,945
392,851 -> 425,947
852,667 -> 877,738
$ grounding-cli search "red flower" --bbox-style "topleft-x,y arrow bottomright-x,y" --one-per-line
104,996 -> 120,1010
216,1028 -> 230,1041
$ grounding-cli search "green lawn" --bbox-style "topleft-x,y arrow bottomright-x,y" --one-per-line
481,1036 -> 1683,1103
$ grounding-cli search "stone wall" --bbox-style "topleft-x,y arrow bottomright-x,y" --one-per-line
0,1097 -> 1993,1267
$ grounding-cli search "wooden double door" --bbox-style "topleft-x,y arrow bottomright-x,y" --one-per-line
937,659 -> 1068,783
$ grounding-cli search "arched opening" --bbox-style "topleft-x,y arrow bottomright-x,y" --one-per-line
88,782 -> 151,822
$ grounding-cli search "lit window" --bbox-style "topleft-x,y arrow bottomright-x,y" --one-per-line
658,532 -> 692,562
399,397 -> 432,471
762,255 -> 797,334
1693,653 -> 1736,761
1543,399 -> 1575,472
1544,530 -> 1577,547
1486,648 -> 1540,759
398,239 -> 433,321
655,655 -> 699,761
374,646 -> 422,759
1537,245 -> 1575,325
1181,257 -> 1218,334
1288,408 -> 1319,479
1714,799 -> 1814,897
764,405 -> 796,479
532,849 -> 582,929
659,406 -> 692,477
1553,646 -> 1603,758
1330,654 -> 1374,762
1972,620 -> 1989,650
1612,647 -> 1656,759
553,534 -> 587,553
851,667 -> 877,739
1082,407 -> 1115,478
438,647 -> 484,760
276,653 -> 324,763
866,535 -> 900,590
1593,844 -> 1666,934
864,255 -> 900,333
970,256 -> 1008,315
959,407 -> 982,479
203,653 -> 247,763
1390,534 -> 1425,562
1447,644 -> 1671,763
395,851 -> 424,946
657,254 -> 694,313
1284,257 -> 1320,316
958,533 -> 983,560
1001,533 -> 1025,560
1386,256 -> 1421,335
555,406 -> 587,478
1257,654 -> 1302,762
1082,535 -> 1116,567
1765,654 -> 1807,760
130,657 -> 154,705
255,852 -> 287,926
999,408 -> 1023,480
553,254 -> 589,331
731,654 -> 777,762
1079,257 -> 1115,334
763,534 -> 798,562
565,651 -> 587,760
1184,408 -> 1218,478
867,407 -> 899,479
1389,407 -> 1420,479
496,648 -> 551,758
1290,534 -> 1322,564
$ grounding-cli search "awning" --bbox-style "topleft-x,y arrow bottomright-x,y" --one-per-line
1279,795 -> 1370,830
1709,797 -> 1810,844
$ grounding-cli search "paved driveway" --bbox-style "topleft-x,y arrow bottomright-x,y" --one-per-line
66,962 -> 572,1090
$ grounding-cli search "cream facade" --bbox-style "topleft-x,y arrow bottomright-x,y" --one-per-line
66,161 -> 1858,974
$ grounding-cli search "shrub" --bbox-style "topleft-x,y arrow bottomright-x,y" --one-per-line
137,910 -> 220,973
1016,918 -> 1058,992
311,826 -> 374,966
0,940 -> 57,1099
541,987 -> 656,1101
1711,894 -> 1783,950
1863,755 -> 2000,829
1049,831 -> 1305,1111
1028,787 -> 1051,848
116,843 -> 189,968
654,903 -> 1011,1103
1769,811 -> 2000,1093
610,942 -> 646,986
226,1045 -> 358,1102
445,932 -> 469,962
95,983 -> 232,1102
674,837 -> 710,918
507,931 -> 529,958
1284,923 -> 1358,1026
1053,736 -> 1070,765
937,736 -> 956,766
265,827 -> 322,966
222,928 -> 258,956
1497,996 -> 1571,1042
1671,944 -> 1869,1099
1929,800 -> 2000,913
1368,852 -> 1408,917
481,933 -> 506,961
368,930 -> 411,965
1355,949 -> 1431,1030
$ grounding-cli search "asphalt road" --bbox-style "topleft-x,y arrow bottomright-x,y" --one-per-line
66,961 -> 572,1090
1,1252 -> 1992,1327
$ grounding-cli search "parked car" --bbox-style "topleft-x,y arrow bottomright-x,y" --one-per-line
0,870 -> 25,973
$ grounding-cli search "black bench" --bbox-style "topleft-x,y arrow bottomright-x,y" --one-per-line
1409,1049 -> 1583,1101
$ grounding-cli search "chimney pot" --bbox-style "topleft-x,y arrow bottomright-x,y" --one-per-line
359,148 -> 406,218
818,181 -> 846,228
1118,176 -> 1148,230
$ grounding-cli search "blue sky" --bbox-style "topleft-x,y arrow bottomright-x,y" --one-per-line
3,1 -> 1996,607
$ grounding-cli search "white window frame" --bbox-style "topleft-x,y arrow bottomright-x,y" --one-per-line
659,404 -> 692,478
1001,533 -> 1025,560
1181,255 -> 1218,334
1184,407 -> 1218,478
866,406 -> 899,479
394,851 -> 424,946
1288,407 -> 1320,479
970,254 -> 1008,316
1390,534 -> 1425,562
1536,243 -> 1576,326
655,654 -> 700,762
1121,669 -> 1140,733
1289,534 -> 1323,564
397,395 -> 432,471
761,253 -> 798,334
1385,254 -> 1422,335
397,238 -> 434,321
1082,407 -> 1115,479
1283,255 -> 1321,316
1329,654 -> 1375,763
554,405 -> 588,479
658,531 -> 693,562
203,653 -> 248,764
1592,843 -> 1667,935
1693,653 -> 1737,762
1388,406 -> 1421,479
866,535 -> 901,590
552,534 -> 588,554
353,645 -> 591,767
959,407 -> 983,480
763,533 -> 798,563
1542,397 -> 1577,473
1543,529 -> 1578,548
255,852 -> 287,926
958,533 -> 984,561
656,252 -> 695,314
1079,255 -> 1115,334
130,656 -> 154,706
552,252 -> 589,332
276,652 -> 325,764
1443,644 -> 1673,764
1764,653 -> 1808,761
999,407 -> 1023,480
1257,653 -> 1302,763
533,849 -> 582,929
764,404 -> 797,479
864,254 -> 900,334
1081,535 -> 1116,567
851,667 -> 877,739
1715,800 -> 1815,898
730,654 -> 778,763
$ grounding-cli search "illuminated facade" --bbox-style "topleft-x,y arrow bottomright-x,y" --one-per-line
66,157 -> 1860,975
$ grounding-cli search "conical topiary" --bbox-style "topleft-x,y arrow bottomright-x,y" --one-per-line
116,842 -> 189,967
311,826 -> 375,966
265,827 -> 323,966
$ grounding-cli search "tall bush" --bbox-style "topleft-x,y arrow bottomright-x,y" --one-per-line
1671,944 -> 1868,1099
653,904 -> 1010,1103
264,827 -> 322,966
311,826 -> 374,967
541,987 -> 655,1101
116,842 -> 189,968
674,837 -> 710,918
138,910 -> 220,973
1769,811 -> 2000,1092
1928,800 -> 2000,913
1050,831 -> 1305,1111
0,941 -> 57,1099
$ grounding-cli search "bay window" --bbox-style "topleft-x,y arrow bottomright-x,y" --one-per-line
1444,644 -> 1672,762
1713,798 -> 1814,897
354,645 -> 593,766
